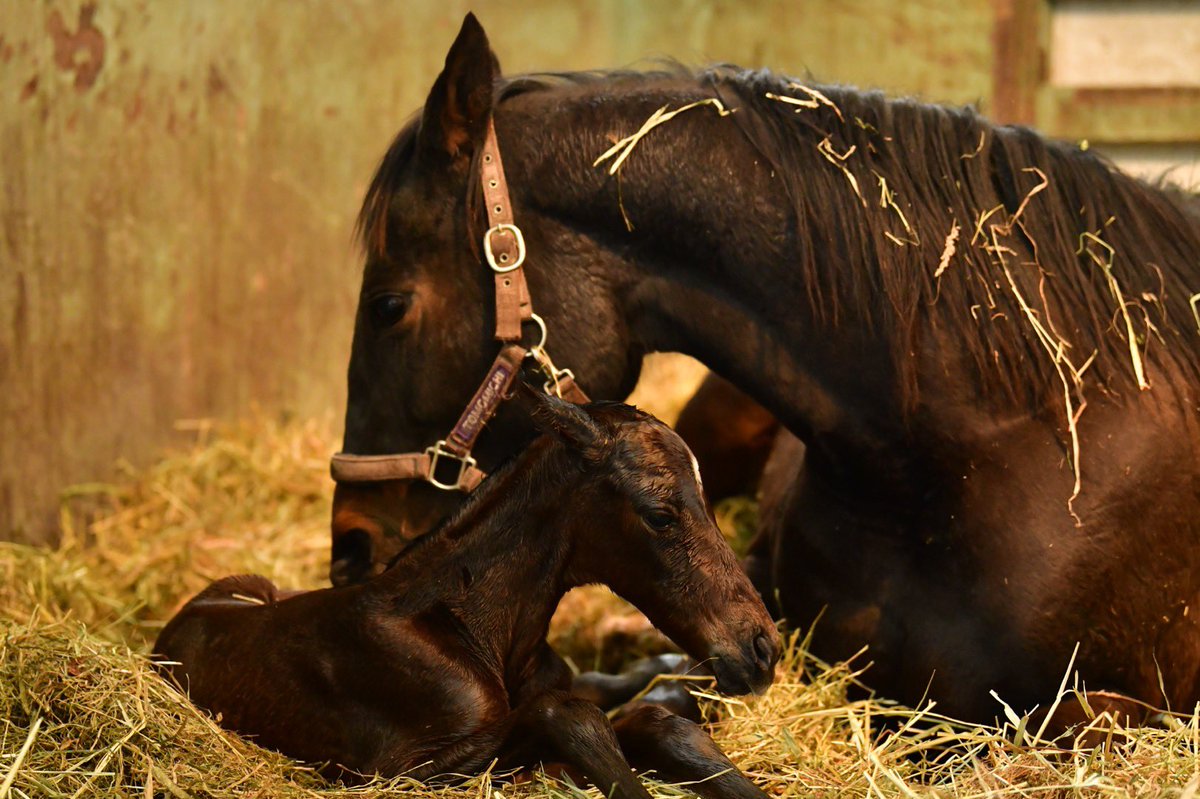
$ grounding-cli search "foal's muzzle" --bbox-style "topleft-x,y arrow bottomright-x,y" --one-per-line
708,628 -> 781,696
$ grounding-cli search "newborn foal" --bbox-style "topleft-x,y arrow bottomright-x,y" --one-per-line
155,395 -> 780,799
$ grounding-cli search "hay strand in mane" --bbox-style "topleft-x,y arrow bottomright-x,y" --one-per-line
764,91 -> 820,111
934,220 -> 961,280
789,83 -> 843,121
1078,231 -> 1150,390
875,172 -> 919,246
815,136 -> 865,205
977,166 -> 1093,513
766,82 -> 844,122
593,98 -> 733,176
996,252 -> 1088,515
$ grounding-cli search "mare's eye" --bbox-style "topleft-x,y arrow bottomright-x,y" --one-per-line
369,294 -> 410,329
642,508 -> 676,532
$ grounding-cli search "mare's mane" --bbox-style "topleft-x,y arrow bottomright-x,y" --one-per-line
705,67 -> 1200,409
359,64 -> 1200,411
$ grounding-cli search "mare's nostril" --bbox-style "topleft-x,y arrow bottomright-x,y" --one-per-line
330,529 -> 373,586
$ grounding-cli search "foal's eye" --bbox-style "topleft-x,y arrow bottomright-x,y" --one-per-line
368,294 -> 410,329
642,508 -> 676,532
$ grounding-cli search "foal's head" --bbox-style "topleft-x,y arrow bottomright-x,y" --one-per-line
533,393 -> 780,696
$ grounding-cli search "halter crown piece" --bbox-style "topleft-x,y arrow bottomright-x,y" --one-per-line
330,118 -> 589,491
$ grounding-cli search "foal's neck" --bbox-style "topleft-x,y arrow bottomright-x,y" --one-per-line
368,436 -> 585,674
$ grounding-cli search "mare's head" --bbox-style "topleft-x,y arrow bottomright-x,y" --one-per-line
532,393 -> 780,696
333,14 -> 646,582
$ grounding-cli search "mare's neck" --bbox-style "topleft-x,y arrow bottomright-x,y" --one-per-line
502,82 -> 910,484
366,436 -> 583,679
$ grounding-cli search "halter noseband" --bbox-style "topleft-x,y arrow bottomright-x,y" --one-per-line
330,118 -> 589,492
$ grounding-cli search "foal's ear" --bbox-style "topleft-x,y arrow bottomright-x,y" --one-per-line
529,391 -> 610,463
417,13 -> 500,164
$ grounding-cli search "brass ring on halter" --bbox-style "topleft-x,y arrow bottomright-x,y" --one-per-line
523,313 -> 549,356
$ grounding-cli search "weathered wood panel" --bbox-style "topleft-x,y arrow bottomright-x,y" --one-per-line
611,0 -> 996,105
0,0 -> 1022,543
1041,1 -> 1200,143
993,0 -> 1200,143
1050,0 -> 1200,89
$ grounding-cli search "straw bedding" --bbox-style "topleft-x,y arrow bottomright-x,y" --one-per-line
2,410 -> 1197,798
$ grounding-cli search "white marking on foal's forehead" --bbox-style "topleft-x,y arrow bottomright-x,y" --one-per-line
230,593 -> 267,606
682,440 -> 704,491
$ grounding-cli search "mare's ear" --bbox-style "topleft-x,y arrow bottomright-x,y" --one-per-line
529,390 -> 610,463
417,13 -> 500,164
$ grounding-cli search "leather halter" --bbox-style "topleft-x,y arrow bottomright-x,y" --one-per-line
330,119 -> 589,492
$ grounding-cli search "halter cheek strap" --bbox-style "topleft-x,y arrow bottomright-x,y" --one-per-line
330,118 -> 589,492
480,121 -> 532,342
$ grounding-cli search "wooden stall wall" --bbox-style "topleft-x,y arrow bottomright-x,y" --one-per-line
8,0 -> 1193,544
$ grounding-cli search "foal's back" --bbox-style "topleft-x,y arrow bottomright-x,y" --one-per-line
156,573 -> 505,777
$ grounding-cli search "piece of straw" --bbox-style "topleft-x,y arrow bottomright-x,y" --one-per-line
816,137 -> 864,205
0,717 -> 42,799
1077,231 -> 1150,390
934,220 -> 961,279
593,99 -> 732,176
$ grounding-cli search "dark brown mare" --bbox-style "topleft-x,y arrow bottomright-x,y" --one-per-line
674,374 -> 781,506
332,15 -> 1200,723
156,394 -> 779,797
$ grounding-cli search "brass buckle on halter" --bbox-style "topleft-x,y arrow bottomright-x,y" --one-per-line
543,366 -> 576,398
527,331 -> 573,398
484,223 -> 526,273
424,440 -> 478,491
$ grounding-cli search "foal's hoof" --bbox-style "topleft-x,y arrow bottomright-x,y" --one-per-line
572,653 -> 700,711
618,684 -> 703,723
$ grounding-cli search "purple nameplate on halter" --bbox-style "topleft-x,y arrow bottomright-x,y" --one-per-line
453,361 -> 515,445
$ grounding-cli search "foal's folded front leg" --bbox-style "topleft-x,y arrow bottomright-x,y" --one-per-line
498,690 -> 652,799
612,703 -> 768,799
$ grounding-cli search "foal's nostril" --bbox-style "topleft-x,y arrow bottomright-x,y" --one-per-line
753,632 -> 775,669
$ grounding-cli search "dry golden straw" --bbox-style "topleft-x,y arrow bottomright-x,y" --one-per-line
765,83 -> 843,122
768,81 -> 844,120
934,220 -> 961,280
816,136 -> 864,205
1077,231 -> 1150,391
874,172 -> 919,247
